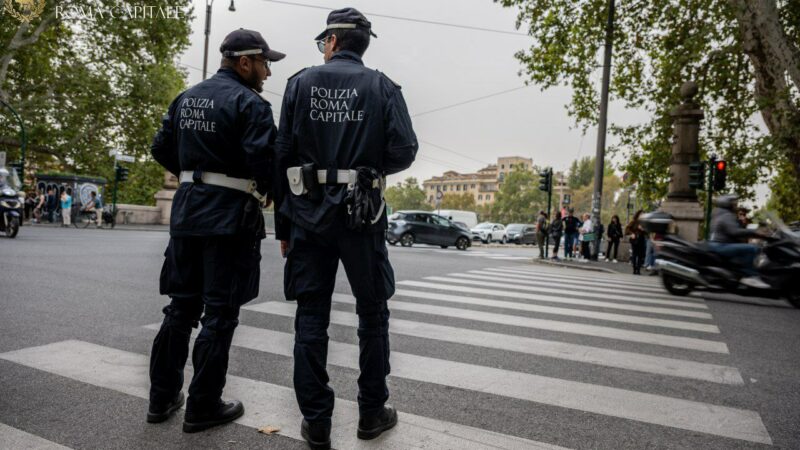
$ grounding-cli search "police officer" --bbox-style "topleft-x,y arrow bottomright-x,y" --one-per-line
273,8 -> 417,449
147,29 -> 285,433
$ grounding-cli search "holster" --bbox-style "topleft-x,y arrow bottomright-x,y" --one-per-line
344,167 -> 385,232
301,163 -> 322,202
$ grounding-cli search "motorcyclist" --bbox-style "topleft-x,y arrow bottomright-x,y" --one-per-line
708,194 -> 770,289
0,168 -> 9,186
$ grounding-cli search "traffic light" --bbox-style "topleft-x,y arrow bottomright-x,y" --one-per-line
115,165 -> 130,182
538,169 -> 552,192
712,160 -> 727,191
688,161 -> 706,190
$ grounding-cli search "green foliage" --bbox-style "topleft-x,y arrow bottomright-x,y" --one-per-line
766,161 -> 800,222
385,177 -> 431,212
440,192 -> 477,211
496,0 -> 800,221
567,156 -> 613,189
490,166 -> 548,223
569,172 -> 628,225
0,0 -> 194,205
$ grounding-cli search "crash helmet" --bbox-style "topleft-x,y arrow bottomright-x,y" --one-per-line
713,194 -> 738,210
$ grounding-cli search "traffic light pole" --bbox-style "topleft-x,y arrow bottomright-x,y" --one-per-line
112,162 -> 119,220
545,170 -> 552,258
703,155 -> 716,240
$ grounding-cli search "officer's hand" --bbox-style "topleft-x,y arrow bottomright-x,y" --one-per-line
263,198 -> 272,209
280,240 -> 289,258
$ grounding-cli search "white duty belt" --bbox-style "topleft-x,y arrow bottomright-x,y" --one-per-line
287,168 -> 369,196
179,171 -> 266,203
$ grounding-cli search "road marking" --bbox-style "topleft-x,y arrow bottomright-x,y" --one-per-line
461,271 -> 668,295
385,290 -> 717,332
402,279 -> 707,313
244,301 -> 729,354
143,324 -> 759,443
0,341 -> 565,450
491,266 -> 662,287
325,297 -> 737,384
0,423 -> 72,450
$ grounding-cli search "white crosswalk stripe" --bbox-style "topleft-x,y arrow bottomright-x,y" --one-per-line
1,263 -> 773,447
0,341 -> 563,450
0,423 -> 72,450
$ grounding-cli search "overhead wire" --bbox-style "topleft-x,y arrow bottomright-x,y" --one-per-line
258,0 -> 529,37
412,85 -> 531,118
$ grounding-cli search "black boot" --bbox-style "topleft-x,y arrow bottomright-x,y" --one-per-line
301,419 -> 331,450
357,405 -> 398,440
183,399 -> 244,433
147,392 -> 185,423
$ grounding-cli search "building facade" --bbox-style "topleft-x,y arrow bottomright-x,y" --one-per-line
422,156 -> 533,206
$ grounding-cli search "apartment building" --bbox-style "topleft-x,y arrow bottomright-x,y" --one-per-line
422,156 -> 533,206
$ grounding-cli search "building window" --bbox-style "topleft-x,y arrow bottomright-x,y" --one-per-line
501,164 -> 505,169
486,194 -> 491,201
470,184 -> 475,189
456,185 -> 461,191
443,186 -> 447,192
478,195 -> 483,200
463,184 -> 467,190
428,195 -> 433,202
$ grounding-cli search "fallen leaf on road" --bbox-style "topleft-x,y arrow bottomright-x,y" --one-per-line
258,426 -> 281,435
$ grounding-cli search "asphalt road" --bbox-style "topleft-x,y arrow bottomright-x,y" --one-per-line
0,226 -> 798,449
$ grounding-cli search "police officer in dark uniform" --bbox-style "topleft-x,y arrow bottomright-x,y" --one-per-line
273,8 -> 417,449
147,29 -> 285,433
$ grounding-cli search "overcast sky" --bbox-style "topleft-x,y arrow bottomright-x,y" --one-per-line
178,0 -> 768,205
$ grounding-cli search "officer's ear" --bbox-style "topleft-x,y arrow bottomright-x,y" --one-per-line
238,55 -> 252,71
328,33 -> 339,52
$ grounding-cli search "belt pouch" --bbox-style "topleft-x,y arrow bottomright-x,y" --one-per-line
301,163 -> 322,202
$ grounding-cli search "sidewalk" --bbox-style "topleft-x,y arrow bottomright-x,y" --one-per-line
531,255 -> 659,276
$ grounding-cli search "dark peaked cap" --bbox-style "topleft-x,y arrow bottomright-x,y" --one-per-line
220,28 -> 286,61
314,7 -> 378,40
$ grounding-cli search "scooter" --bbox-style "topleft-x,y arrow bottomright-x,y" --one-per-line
641,211 -> 800,307
0,183 -> 21,238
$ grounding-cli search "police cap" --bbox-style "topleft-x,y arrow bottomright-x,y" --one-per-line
220,28 -> 286,61
314,7 -> 378,41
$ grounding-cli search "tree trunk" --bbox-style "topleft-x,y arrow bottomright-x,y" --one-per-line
731,0 -> 800,178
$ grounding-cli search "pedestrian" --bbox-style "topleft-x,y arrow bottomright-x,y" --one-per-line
605,215 -> 622,262
273,9 -> 417,449
535,210 -> 548,259
562,208 -> 581,259
60,189 -> 72,227
45,188 -> 57,223
592,219 -> 604,261
147,29 -> 285,433
24,192 -> 35,221
549,211 -> 563,260
579,213 -> 592,261
82,192 -> 102,228
626,210 -> 646,274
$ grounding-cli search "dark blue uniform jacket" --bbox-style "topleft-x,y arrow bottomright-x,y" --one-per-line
152,68 -> 275,237
274,51 -> 418,239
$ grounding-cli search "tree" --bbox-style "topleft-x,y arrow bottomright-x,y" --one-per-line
0,1 -> 193,205
496,0 -> 800,220
385,177 -> 431,212
567,156 -> 614,189
440,192 -> 477,211
491,166 -> 547,223
569,172 -> 628,225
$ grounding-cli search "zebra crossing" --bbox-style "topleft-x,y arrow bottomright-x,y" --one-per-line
0,264 -> 773,448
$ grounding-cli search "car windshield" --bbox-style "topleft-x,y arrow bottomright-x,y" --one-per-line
474,223 -> 493,229
389,213 -> 403,221
506,224 -> 524,232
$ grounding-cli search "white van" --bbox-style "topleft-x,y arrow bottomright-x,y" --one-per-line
435,209 -> 478,229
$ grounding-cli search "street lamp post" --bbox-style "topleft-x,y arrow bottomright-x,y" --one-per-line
0,98 -> 27,181
202,0 -> 236,80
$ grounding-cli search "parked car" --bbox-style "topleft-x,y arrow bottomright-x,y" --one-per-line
434,209 -> 479,229
506,223 -> 536,245
471,222 -> 508,244
386,211 -> 472,250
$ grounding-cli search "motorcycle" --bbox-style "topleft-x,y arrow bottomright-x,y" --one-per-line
0,183 -> 21,238
641,211 -> 800,308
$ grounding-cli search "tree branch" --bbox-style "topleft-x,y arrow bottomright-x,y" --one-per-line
0,11 -> 57,99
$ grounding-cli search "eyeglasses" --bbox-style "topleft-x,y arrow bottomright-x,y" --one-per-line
252,57 -> 271,69
316,36 -> 329,53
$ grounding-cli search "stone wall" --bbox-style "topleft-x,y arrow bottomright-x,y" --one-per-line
114,204 -> 162,225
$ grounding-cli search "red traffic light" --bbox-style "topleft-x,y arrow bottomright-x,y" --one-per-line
715,161 -> 727,171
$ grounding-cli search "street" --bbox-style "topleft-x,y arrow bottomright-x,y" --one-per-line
1,227 -> 798,449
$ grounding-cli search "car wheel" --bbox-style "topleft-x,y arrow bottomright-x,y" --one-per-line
440,245 -> 448,249
400,233 -> 414,247
456,237 -> 469,251
5,217 -> 19,238
662,274 -> 693,296
387,240 -> 397,246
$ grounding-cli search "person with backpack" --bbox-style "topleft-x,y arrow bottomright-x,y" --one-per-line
535,210 -> 549,259
562,208 -> 581,259
549,211 -> 563,260
604,215 -> 622,262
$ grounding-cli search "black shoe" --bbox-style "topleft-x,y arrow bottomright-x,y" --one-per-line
301,419 -> 331,450
147,392 -> 185,423
183,399 -> 244,433
357,405 -> 398,440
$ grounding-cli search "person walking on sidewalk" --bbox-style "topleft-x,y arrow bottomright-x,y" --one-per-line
549,211 -> 563,260
626,210 -> 646,274
605,215 -> 622,262
60,190 -> 72,227
578,213 -> 592,261
535,210 -> 548,259
562,208 -> 581,260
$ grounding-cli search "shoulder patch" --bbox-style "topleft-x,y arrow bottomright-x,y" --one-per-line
288,67 -> 309,81
376,70 -> 401,89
